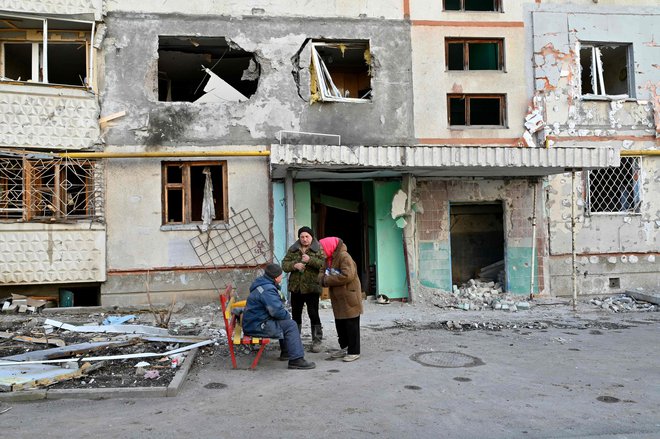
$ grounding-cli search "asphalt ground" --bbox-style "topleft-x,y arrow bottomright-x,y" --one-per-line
1,299 -> 659,439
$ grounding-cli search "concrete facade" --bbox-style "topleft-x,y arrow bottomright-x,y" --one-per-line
527,2 -> 660,295
2,1 -> 657,305
0,1 -> 106,302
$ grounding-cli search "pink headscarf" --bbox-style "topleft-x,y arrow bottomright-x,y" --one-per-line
319,237 -> 340,267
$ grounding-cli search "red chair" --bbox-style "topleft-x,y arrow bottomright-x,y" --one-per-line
219,285 -> 270,369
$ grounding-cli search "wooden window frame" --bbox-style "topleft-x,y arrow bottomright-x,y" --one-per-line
445,38 -> 504,71
443,0 -> 502,12
447,93 -> 507,127
162,161 -> 228,225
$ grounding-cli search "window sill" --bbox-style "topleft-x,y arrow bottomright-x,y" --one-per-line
579,94 -> 635,102
0,82 -> 94,97
160,222 -> 229,232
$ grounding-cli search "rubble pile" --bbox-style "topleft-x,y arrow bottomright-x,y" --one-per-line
430,279 -> 531,312
590,295 -> 657,313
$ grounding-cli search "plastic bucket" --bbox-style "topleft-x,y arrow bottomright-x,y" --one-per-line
59,289 -> 74,307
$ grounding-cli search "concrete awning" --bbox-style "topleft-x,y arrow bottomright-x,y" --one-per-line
270,144 -> 620,179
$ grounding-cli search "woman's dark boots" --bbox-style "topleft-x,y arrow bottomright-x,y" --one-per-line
311,325 -> 323,353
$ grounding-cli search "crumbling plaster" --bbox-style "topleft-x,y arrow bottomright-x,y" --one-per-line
100,13 -> 414,147
530,7 -> 659,141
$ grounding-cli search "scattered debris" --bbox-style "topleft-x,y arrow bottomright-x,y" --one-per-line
431,279 -> 527,312
102,315 -> 136,325
44,319 -> 170,336
143,369 -> 160,380
589,294 -> 657,312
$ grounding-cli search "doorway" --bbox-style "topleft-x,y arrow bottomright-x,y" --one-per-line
310,181 -> 374,294
449,202 -> 504,285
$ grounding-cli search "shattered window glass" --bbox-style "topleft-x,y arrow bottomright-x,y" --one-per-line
579,44 -> 631,97
0,15 -> 93,87
310,40 -> 372,103
162,162 -> 226,225
588,157 -> 642,214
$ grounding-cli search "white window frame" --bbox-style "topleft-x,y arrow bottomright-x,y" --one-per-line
310,41 -> 371,104
0,13 -> 95,88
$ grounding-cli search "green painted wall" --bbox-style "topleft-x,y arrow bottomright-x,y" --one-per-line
506,246 -> 537,295
373,181 -> 408,299
363,181 -> 376,266
294,181 -> 312,234
419,241 -> 453,291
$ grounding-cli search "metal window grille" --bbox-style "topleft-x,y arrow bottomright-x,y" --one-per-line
587,157 -> 641,214
0,156 -> 104,222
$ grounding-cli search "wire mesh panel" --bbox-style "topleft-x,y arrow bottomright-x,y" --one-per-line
189,208 -> 275,291
588,156 -> 641,214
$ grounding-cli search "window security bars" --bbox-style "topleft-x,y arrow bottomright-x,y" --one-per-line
0,156 -> 103,221
587,157 -> 641,214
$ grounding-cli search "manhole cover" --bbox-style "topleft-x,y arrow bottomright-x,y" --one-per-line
410,351 -> 484,368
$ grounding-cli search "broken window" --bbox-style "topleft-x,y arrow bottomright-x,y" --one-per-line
0,156 -> 102,221
310,41 -> 372,103
158,37 -> 259,102
587,157 -> 641,214
0,14 -> 94,87
162,161 -> 227,225
444,0 -> 501,12
448,94 -> 506,126
579,43 -> 632,97
446,38 -> 503,71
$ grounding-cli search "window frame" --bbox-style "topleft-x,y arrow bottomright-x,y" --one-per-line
586,156 -> 642,215
310,40 -> 372,103
578,42 -> 634,99
0,13 -> 95,88
445,38 -> 505,71
161,161 -> 228,226
447,93 -> 507,127
0,156 -> 101,222
443,0 -> 502,12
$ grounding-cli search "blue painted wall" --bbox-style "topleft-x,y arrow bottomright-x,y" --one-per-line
418,241 -> 453,291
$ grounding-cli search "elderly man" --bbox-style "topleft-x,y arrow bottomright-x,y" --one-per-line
242,263 -> 316,370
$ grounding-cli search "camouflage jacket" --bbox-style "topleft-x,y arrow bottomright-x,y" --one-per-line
282,239 -> 326,295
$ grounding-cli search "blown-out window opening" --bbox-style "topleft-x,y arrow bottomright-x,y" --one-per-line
310,41 -> 372,103
579,43 -> 632,98
448,94 -> 506,127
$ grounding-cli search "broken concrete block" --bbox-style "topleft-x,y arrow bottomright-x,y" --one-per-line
18,304 -> 28,313
1,301 -> 9,312
516,302 -> 530,310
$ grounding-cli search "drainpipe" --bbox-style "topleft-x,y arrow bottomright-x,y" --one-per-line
571,170 -> 578,312
58,151 -> 270,158
529,179 -> 538,299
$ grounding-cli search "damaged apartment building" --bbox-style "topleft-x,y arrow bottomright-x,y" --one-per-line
0,0 -> 657,307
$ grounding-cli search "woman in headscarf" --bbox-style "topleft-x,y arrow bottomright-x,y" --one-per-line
318,237 -> 363,362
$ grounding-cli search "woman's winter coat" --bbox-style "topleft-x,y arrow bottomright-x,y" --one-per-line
320,239 -> 363,319
242,274 -> 289,339
281,238 -> 326,295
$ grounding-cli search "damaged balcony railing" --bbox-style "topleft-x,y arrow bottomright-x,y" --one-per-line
189,208 -> 276,293
0,154 -> 104,221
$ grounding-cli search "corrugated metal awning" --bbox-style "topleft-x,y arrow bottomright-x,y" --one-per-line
270,144 -> 620,179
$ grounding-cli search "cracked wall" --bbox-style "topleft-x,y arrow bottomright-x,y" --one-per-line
100,13 -> 414,147
415,178 -> 545,295
529,3 -> 660,295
